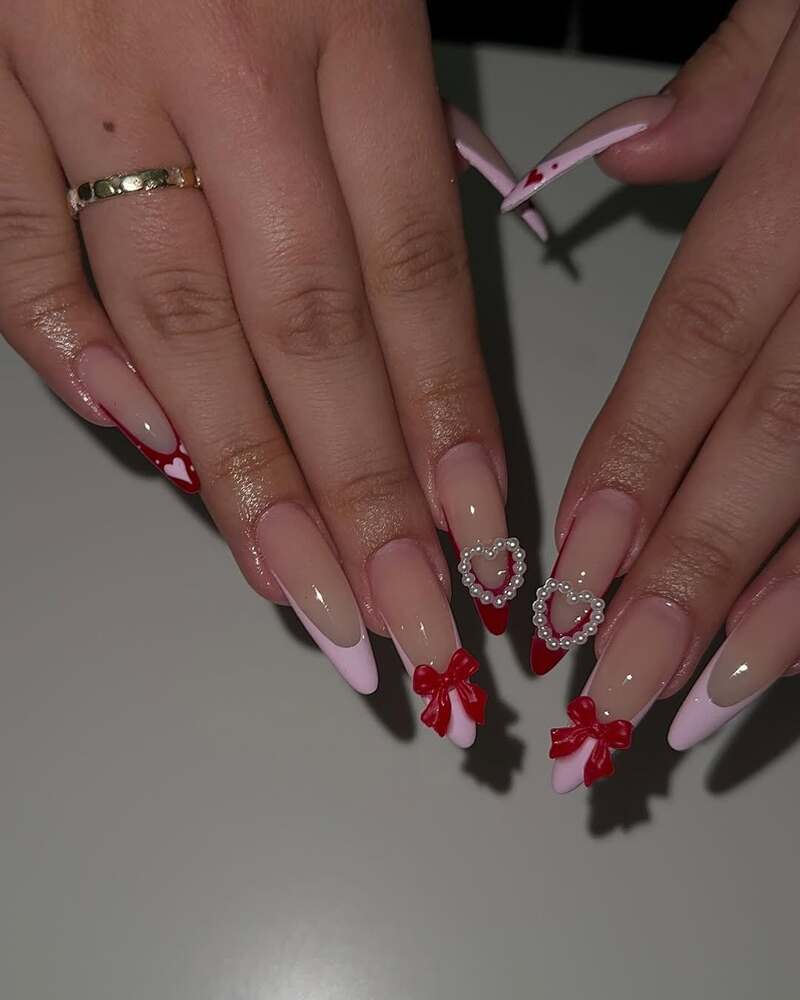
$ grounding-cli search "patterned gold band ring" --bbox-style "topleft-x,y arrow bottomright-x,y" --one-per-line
67,165 -> 202,218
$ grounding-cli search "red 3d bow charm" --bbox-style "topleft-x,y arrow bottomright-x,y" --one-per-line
412,648 -> 487,738
549,696 -> 633,787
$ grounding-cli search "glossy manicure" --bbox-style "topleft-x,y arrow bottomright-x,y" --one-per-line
501,94 -> 675,212
551,596 -> 691,793
531,490 -> 639,674
257,504 -> 377,695
669,578 -> 800,750
77,345 -> 200,493
444,102 -> 549,241
437,442 -> 515,635
369,538 -> 481,747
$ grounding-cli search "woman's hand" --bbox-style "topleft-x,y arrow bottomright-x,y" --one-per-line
508,0 -> 800,787
0,1 -> 536,745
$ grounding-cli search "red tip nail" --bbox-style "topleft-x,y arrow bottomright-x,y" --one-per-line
530,634 -> 567,676
476,600 -> 509,636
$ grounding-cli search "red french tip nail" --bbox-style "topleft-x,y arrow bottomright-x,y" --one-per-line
111,416 -> 201,494
530,634 -> 567,676
476,600 -> 509,636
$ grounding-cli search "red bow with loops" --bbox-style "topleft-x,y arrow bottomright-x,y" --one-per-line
412,648 -> 487,738
549,696 -> 633,787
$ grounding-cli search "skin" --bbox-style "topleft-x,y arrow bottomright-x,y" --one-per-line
555,0 -> 800,738
0,1 -> 506,637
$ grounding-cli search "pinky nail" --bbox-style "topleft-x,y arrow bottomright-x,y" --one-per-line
669,578 -> 800,751
257,503 -> 378,695
77,345 -> 200,493
368,538 -> 482,748
531,490 -> 639,675
501,94 -> 676,212
444,102 -> 549,241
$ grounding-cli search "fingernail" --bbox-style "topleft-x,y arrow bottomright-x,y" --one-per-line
437,442 -> 524,635
550,595 -> 692,793
669,577 -> 800,751
501,94 -> 676,212
531,490 -> 639,675
76,345 -> 200,493
368,538 -> 484,748
444,102 -> 549,242
257,503 -> 378,695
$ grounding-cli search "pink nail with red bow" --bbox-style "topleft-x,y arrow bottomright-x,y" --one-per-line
77,345 -> 200,493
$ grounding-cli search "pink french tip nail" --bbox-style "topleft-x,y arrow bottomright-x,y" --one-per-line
258,504 -> 378,696
550,595 -> 692,794
531,490 -> 640,675
77,344 -> 200,493
668,577 -> 800,751
436,442 -> 523,637
500,94 -> 676,213
444,102 -> 549,242
369,538 -> 483,748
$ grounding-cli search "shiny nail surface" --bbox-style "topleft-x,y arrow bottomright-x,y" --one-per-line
369,538 -> 477,747
532,490 -> 639,674
552,596 -> 691,793
669,578 -> 800,750
501,94 -> 675,212
77,345 -> 200,493
444,102 -> 549,241
437,442 -> 512,635
258,504 -> 377,695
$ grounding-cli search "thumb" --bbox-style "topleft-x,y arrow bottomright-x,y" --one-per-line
600,0 -> 799,183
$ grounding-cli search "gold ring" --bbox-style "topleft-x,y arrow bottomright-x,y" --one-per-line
67,165 -> 202,218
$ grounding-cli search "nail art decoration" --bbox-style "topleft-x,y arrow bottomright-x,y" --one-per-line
412,647 -> 487,738
532,578 -> 605,652
458,537 -> 526,609
109,414 -> 201,494
549,696 -> 632,787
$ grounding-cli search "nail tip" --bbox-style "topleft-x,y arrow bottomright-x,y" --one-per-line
476,600 -> 509,635
530,636 -> 566,675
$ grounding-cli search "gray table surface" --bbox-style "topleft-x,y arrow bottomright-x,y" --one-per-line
2,45 -> 797,1000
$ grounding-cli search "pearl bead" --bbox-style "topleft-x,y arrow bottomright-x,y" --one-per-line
469,585 -> 482,598
479,592 -> 492,605
462,572 -> 475,586
493,596 -> 506,609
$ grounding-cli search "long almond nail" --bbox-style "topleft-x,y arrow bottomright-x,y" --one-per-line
550,596 -> 692,793
531,490 -> 639,675
437,442 -> 524,635
444,102 -> 549,241
369,538 -> 485,748
257,503 -> 377,695
76,345 -> 200,493
501,94 -> 676,212
669,578 -> 800,751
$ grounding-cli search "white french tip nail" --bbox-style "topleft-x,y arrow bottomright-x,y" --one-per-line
279,585 -> 378,696
500,94 -> 676,213
667,654 -> 757,752
444,101 -> 549,243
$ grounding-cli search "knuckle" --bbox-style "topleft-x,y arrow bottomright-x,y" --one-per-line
327,463 -> 417,522
660,272 -> 750,377
605,410 -> 673,477
372,217 -> 468,298
750,367 -> 800,448
205,434 -> 294,492
0,193 -> 60,246
271,281 -> 367,360
662,517 -> 739,585
409,364 -> 485,417
137,267 -> 240,341
3,274 -> 85,335
699,12 -> 763,81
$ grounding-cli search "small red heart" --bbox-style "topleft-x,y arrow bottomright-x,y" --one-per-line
526,169 -> 544,186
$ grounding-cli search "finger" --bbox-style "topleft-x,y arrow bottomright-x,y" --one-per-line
0,66 -> 204,493
502,0 -> 799,209
531,14 -> 800,675
162,23 -> 479,742
19,61 -> 378,695
318,3 -> 522,636
550,284 -> 800,792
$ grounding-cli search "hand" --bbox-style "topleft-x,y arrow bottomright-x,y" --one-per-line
508,0 -> 800,787
0,1 -> 539,746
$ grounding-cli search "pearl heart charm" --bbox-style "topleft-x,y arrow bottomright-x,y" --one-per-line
531,578 -> 605,651
163,456 -> 192,484
457,537 -> 527,609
